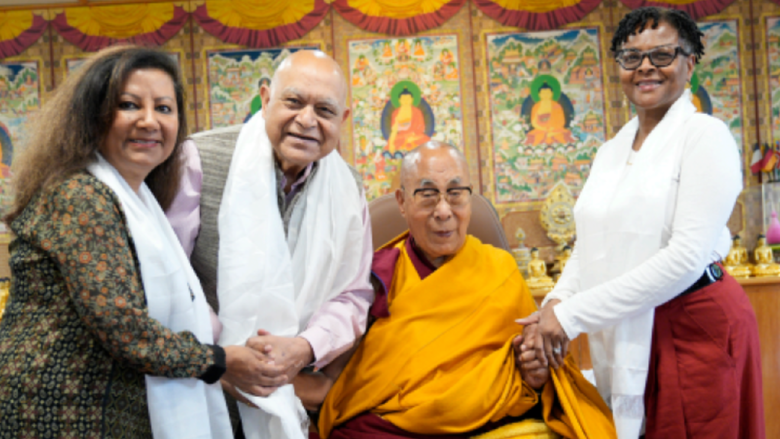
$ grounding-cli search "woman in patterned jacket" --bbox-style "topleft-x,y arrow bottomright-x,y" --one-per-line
0,46 -> 279,438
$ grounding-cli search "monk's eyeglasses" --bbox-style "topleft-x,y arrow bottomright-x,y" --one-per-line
411,187 -> 472,210
615,46 -> 689,70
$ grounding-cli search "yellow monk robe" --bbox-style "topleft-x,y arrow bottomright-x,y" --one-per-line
319,233 -> 615,439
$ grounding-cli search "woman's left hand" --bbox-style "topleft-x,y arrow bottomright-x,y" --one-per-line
534,299 -> 569,369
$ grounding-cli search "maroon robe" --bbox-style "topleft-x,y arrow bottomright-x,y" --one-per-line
644,267 -> 765,438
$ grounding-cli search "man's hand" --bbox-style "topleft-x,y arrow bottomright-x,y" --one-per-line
246,329 -> 315,385
292,371 -> 334,412
512,334 -> 550,390
222,345 -> 287,398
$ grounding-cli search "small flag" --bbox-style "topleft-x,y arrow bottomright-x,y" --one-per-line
750,143 -> 764,174
762,144 -> 780,172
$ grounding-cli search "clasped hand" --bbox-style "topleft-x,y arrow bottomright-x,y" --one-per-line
515,299 -> 569,370
221,329 -> 314,407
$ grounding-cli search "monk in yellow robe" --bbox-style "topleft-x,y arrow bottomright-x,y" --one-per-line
526,86 -> 575,147
294,141 -> 615,439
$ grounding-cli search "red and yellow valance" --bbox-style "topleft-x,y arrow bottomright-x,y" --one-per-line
50,3 -> 189,52
333,0 -> 465,35
193,0 -> 330,48
617,0 -> 736,19
473,0 -> 601,31
0,11 -> 48,58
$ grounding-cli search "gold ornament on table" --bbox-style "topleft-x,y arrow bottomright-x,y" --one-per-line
540,182 -> 576,253
752,234 -> 780,277
512,227 -> 532,278
552,245 -> 573,282
526,247 -> 554,294
723,235 -> 752,279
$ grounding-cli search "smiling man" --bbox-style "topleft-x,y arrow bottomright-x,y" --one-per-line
301,142 -> 616,439
167,50 -> 373,438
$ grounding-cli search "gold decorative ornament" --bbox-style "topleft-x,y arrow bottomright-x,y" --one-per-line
526,247 -> 554,294
723,235 -> 752,279
752,235 -> 780,278
552,245 -> 572,282
539,182 -> 576,252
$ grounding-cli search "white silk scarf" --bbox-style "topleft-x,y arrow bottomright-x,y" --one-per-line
88,154 -> 233,439
217,113 -> 364,439
573,90 -> 697,438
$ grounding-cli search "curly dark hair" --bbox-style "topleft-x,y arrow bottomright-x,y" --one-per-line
6,45 -> 187,223
610,7 -> 705,64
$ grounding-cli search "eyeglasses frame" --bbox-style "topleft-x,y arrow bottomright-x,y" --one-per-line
406,186 -> 474,210
614,45 -> 690,71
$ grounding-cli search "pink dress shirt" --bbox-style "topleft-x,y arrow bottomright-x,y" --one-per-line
166,140 -> 374,369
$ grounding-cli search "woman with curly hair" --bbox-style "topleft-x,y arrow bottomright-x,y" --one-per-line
520,7 -> 764,439
0,46 -> 281,438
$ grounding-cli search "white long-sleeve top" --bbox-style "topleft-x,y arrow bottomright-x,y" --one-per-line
543,113 -> 741,342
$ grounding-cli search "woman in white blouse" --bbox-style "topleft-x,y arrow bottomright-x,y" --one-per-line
520,7 -> 764,439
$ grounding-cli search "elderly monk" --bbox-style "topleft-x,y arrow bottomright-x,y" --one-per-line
296,141 -> 615,439
166,50 -> 372,438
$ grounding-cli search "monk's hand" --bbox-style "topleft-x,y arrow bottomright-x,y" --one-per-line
518,348 -> 551,390
535,299 -> 569,370
246,329 -> 314,385
292,371 -> 334,412
516,311 -> 540,353
223,345 -> 287,397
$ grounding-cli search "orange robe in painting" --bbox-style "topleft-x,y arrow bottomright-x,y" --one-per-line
388,107 -> 430,154
318,233 -> 616,439
526,100 -> 575,146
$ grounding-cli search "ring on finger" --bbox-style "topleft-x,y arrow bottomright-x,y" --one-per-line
552,346 -> 562,355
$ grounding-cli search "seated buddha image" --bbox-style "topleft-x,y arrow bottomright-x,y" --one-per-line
381,41 -> 394,61
381,80 -> 434,157
526,247 -> 555,293
689,71 -> 713,115
412,39 -> 426,59
396,39 -> 411,62
440,48 -> 454,65
724,234 -> 752,279
521,75 -> 576,147
752,234 -> 780,277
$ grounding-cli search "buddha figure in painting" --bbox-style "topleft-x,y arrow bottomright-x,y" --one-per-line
387,89 -> 430,155
526,85 -> 575,147
526,247 -> 555,293
723,235 -> 752,279
752,234 -> 780,277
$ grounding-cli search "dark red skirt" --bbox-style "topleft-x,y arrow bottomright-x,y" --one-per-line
644,270 -> 765,438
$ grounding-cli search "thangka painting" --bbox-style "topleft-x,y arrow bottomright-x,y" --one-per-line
486,28 -> 607,204
691,21 -> 744,158
768,17 -> 780,145
348,35 -> 465,200
206,46 -> 319,129
0,61 -> 40,222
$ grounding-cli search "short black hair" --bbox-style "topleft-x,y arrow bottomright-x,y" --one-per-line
610,7 -> 704,64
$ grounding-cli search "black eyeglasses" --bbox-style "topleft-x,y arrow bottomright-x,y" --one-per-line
410,186 -> 473,210
615,46 -> 689,70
